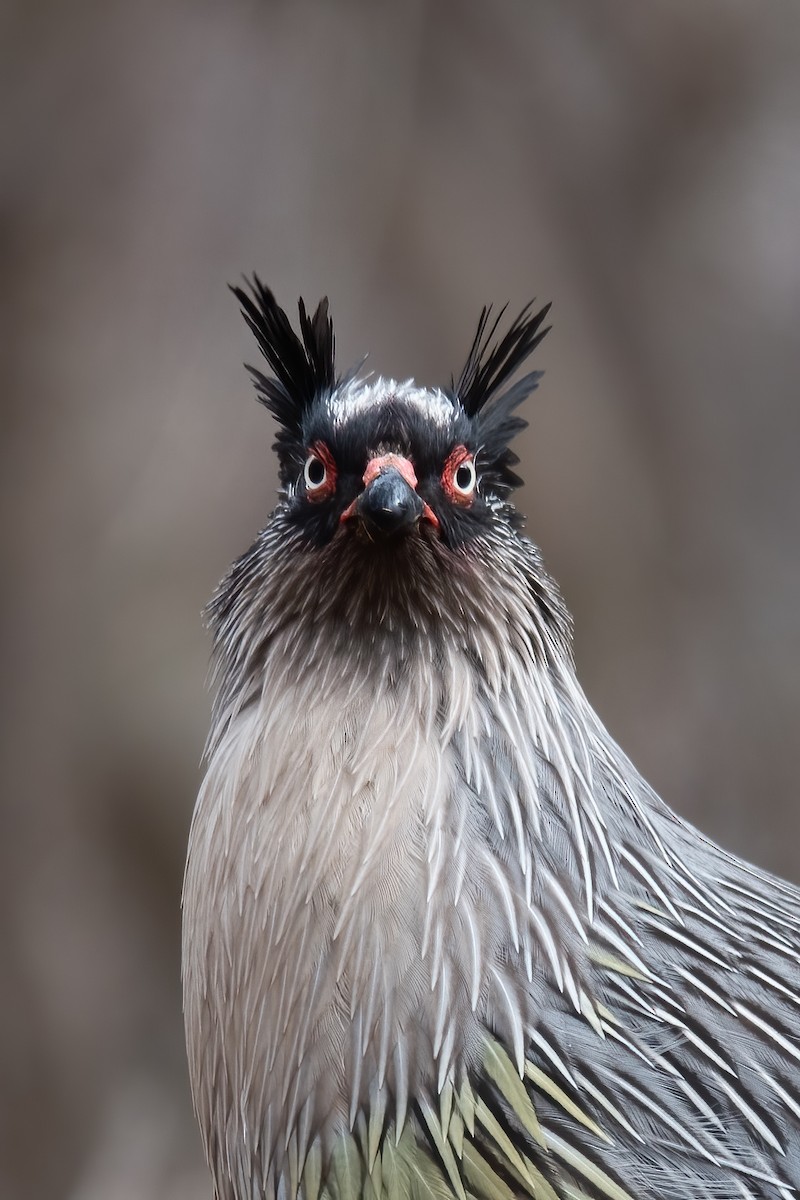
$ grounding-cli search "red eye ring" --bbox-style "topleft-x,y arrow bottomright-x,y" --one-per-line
442,445 -> 477,506
302,441 -> 337,502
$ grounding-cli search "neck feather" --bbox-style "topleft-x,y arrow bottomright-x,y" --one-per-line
184,515 -> 645,1193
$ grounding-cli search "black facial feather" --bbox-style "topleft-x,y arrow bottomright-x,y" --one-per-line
230,276 -> 336,438
472,392 -> 531,502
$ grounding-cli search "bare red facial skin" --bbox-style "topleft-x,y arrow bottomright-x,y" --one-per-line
363,453 -> 418,489
441,445 -> 475,507
305,441 -> 338,502
340,453 -> 440,528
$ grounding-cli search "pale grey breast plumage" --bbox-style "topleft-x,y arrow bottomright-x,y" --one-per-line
182,281 -> 800,1200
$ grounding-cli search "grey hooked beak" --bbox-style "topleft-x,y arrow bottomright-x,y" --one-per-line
340,453 -> 440,537
357,467 -> 425,537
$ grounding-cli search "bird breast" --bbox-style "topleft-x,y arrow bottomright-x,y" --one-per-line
182,645 -> 505,1176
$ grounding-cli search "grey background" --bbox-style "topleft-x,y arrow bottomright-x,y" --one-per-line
2,2 -> 800,1198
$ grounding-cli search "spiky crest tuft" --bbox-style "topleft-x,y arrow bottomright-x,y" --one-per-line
230,275 -> 335,434
451,301 -> 551,499
453,301 -> 551,418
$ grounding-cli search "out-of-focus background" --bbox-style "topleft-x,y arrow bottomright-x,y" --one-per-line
3,2 -> 800,1197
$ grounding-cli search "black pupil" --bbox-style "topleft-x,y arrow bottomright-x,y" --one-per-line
307,457 -> 326,486
455,463 -> 473,491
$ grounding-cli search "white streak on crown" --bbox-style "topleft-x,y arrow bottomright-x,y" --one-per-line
326,377 -> 459,432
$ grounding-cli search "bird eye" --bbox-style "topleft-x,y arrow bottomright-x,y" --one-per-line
302,443 -> 336,500
304,455 -> 327,489
453,460 -> 476,495
442,447 -> 477,505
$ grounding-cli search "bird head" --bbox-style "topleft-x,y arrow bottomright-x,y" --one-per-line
231,276 -> 554,574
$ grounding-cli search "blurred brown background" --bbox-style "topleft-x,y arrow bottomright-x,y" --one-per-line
2,2 -> 800,1198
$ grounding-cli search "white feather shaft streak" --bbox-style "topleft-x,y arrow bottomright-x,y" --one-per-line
715,1076 -> 785,1155
753,1067 -> 800,1123
490,968 -> 526,1075
671,965 -> 737,1016
733,1003 -> 800,1065
602,1074 -> 722,1164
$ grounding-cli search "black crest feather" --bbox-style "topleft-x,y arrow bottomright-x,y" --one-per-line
454,301 -> 551,418
230,276 -> 335,433
452,301 -> 551,498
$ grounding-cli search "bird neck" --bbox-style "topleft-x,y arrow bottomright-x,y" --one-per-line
186,519 -> 642,1194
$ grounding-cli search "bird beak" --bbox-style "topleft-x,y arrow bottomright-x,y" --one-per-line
340,453 -> 439,535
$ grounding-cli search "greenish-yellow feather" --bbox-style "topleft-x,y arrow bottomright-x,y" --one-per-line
524,1063 -> 611,1143
588,947 -> 650,982
449,1106 -> 465,1159
303,1138 -> 322,1200
393,1125 -> 458,1200
289,1131 -> 300,1200
439,1079 -> 454,1139
369,1146 -> 383,1200
594,1002 -> 621,1027
560,1184 -> 601,1200
461,1142 -> 517,1200
368,1094 -> 387,1171
475,1099 -> 544,1195
545,1130 -> 636,1200
419,1098 -> 467,1200
483,1040 -> 548,1150
330,1134 -> 362,1200
381,1134 -> 409,1200
456,1079 -> 477,1137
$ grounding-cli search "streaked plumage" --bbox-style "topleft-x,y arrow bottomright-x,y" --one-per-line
182,279 -> 800,1200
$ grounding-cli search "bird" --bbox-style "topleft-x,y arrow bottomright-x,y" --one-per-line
182,278 -> 800,1200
